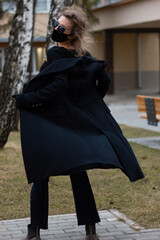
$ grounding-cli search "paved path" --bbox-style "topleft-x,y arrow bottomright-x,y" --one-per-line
104,89 -> 160,133
108,103 -> 160,133
128,136 -> 160,150
1,210 -> 160,240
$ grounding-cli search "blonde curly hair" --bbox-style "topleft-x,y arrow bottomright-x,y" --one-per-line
61,6 -> 94,56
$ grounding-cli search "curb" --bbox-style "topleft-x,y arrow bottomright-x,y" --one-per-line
109,209 -> 144,231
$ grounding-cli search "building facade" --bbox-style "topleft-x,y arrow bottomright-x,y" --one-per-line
0,0 -> 160,93
90,0 -> 160,93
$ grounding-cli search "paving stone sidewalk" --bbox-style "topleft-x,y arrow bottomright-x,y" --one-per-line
128,136 -> 160,150
1,210 -> 160,240
104,89 -> 160,133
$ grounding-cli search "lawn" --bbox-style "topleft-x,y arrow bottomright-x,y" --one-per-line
0,125 -> 160,229
120,124 -> 160,138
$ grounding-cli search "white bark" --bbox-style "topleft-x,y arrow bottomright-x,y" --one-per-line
46,0 -> 74,51
11,1 -> 35,92
0,0 -> 36,148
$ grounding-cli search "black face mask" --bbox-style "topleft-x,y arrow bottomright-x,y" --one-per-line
51,29 -> 69,43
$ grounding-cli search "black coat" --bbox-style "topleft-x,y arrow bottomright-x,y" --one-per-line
15,46 -> 144,183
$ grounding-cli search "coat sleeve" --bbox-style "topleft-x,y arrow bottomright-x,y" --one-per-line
15,72 -> 68,110
96,70 -> 111,98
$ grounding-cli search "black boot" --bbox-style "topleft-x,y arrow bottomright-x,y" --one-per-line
22,224 -> 41,240
85,224 -> 99,240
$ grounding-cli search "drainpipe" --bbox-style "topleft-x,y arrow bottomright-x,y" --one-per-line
137,33 -> 142,89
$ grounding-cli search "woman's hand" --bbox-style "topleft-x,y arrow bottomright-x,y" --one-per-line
12,94 -> 25,109
12,94 -> 17,99
96,70 -> 111,98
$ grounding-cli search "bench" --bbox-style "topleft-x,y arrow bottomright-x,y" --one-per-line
136,95 -> 160,126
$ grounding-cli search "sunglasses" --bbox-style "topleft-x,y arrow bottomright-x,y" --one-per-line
52,18 -> 67,34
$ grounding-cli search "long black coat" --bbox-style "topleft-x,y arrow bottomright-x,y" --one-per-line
15,46 -> 144,184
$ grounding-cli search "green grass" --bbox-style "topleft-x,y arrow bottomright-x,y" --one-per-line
120,124 -> 160,138
0,125 -> 160,229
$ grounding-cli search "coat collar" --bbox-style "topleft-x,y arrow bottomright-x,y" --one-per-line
32,56 -> 107,81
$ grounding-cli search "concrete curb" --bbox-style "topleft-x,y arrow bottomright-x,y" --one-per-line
128,136 -> 160,150
109,209 -> 144,231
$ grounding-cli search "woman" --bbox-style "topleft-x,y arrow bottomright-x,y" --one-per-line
13,6 -> 144,240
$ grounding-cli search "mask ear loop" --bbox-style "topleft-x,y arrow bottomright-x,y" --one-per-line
69,26 -> 75,37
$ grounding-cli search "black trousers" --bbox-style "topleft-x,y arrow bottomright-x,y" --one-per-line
30,171 -> 100,229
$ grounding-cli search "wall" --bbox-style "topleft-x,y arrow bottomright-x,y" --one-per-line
140,33 -> 160,90
89,31 -> 106,60
113,32 -> 160,91
113,33 -> 138,91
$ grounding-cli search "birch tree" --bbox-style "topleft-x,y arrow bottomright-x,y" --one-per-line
0,0 -> 36,149
46,0 -> 74,51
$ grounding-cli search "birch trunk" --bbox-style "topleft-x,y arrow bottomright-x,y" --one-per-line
0,0 -> 36,148
45,0 -> 74,51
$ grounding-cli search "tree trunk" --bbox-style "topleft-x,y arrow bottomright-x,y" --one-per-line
0,0 -> 36,149
11,110 -> 19,131
45,0 -> 74,51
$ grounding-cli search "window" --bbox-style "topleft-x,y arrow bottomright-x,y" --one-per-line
0,47 -> 45,79
27,47 -> 46,74
2,0 -> 52,14
35,47 -> 46,70
36,0 -> 51,13
0,50 -> 2,73
94,0 -> 126,7
0,48 -> 5,75
110,0 -> 125,3
2,0 -> 16,13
